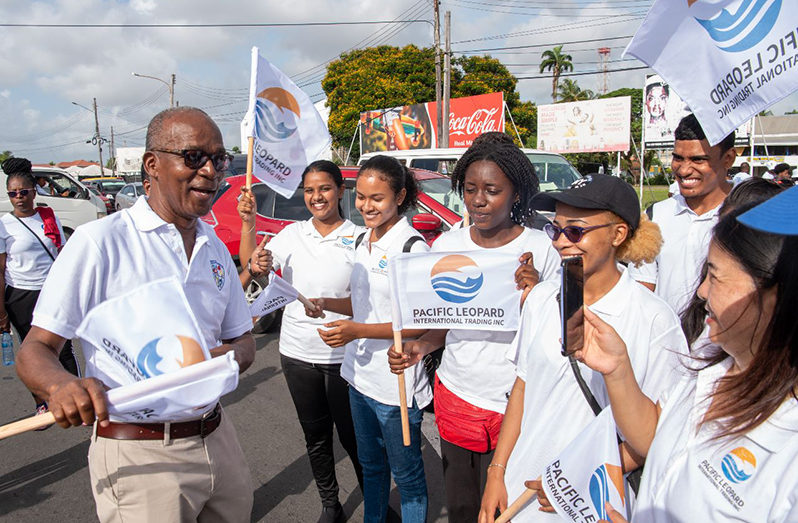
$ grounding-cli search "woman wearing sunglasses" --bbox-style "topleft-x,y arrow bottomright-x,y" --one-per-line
0,157 -> 80,422
479,174 -> 689,523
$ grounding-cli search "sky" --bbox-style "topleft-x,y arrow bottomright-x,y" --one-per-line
1,0 -> 797,164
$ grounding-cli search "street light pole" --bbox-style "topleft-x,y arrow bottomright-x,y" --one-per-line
132,72 -> 175,108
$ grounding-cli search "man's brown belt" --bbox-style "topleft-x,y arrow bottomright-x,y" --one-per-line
96,403 -> 222,440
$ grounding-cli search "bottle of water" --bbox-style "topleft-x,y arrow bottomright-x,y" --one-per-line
2,332 -> 13,366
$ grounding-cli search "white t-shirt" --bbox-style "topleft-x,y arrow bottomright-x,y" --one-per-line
269,219 -> 364,364
32,198 -> 252,421
431,225 -> 560,413
733,172 -> 752,185
0,212 -> 65,290
635,357 -> 798,522
341,217 -> 432,408
627,194 -> 720,316
504,269 -> 688,522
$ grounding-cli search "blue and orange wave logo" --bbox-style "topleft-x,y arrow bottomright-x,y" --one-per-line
690,0 -> 781,53
378,255 -> 388,270
341,236 -> 354,246
137,335 -> 206,379
255,87 -> 300,143
589,463 -> 625,519
429,255 -> 483,304
722,447 -> 757,483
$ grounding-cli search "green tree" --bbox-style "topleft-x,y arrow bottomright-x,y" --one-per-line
785,109 -> 798,115
0,150 -> 12,164
231,146 -> 241,154
556,79 -> 595,103
539,45 -> 573,103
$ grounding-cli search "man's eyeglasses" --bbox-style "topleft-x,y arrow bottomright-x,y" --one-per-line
544,222 -> 613,243
7,189 -> 32,198
152,149 -> 233,172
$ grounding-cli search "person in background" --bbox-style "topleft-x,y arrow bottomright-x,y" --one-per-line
575,201 -> 798,522
774,163 -> 791,181
628,114 -> 734,316
259,160 -> 365,523
306,155 -> 430,523
388,141 -> 558,523
732,161 -> 752,185
478,174 -> 688,523
34,175 -> 50,196
0,157 -> 79,422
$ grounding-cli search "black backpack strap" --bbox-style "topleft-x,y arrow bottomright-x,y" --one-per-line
354,231 -> 367,250
402,235 -> 425,253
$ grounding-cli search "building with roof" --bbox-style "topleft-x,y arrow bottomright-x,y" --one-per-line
734,115 -> 798,176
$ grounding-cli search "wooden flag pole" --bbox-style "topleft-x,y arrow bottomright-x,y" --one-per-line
495,487 -> 539,523
0,412 -> 57,440
297,293 -> 319,313
393,330 -> 412,446
462,211 -> 470,227
245,136 -> 255,190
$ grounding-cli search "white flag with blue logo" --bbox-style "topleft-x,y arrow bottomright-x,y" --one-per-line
74,277 -> 238,422
388,251 -> 521,331
625,0 -> 798,146
249,272 -> 300,318
241,47 -> 331,198
538,407 -> 626,523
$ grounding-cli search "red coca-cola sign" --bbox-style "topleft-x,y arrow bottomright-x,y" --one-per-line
427,92 -> 505,148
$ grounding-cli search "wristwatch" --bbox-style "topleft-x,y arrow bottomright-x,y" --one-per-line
246,259 -> 254,277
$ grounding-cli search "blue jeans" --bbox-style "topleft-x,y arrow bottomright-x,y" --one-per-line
349,387 -> 428,523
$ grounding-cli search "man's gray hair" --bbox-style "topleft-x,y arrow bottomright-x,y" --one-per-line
145,106 -> 213,151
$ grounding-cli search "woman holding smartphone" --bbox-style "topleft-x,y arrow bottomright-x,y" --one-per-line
576,202 -> 798,522
306,156 -> 430,523
478,174 -> 689,523
388,140 -> 559,523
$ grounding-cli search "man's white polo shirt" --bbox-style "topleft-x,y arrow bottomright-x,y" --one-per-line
32,197 -> 252,398
503,269 -> 688,522
341,217 -> 432,409
635,357 -> 798,522
628,193 -> 720,315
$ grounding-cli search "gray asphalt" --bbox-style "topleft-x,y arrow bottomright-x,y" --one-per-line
0,331 -> 449,522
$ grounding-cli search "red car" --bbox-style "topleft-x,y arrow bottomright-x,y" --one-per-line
202,167 -> 463,261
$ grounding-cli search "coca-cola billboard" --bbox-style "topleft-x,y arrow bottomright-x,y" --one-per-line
359,92 -> 504,154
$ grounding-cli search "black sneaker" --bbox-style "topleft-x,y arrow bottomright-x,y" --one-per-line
317,502 -> 345,523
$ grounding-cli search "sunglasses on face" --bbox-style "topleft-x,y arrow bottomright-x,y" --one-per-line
152,148 -> 233,171
7,189 -> 33,198
544,222 -> 613,243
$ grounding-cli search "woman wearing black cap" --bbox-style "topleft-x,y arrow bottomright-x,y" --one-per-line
479,174 -> 689,523
0,157 -> 80,424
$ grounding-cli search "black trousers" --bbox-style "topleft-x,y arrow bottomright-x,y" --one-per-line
280,354 -> 363,507
440,438 -> 495,523
5,286 -> 80,380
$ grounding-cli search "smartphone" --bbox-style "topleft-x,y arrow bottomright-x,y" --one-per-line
560,256 -> 585,357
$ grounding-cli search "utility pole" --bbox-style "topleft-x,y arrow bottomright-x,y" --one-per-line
442,11 -> 451,149
110,126 -> 116,177
93,98 -> 104,174
170,74 -> 176,108
434,0 -> 442,148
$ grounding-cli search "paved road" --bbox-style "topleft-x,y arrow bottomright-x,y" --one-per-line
0,332 -> 449,522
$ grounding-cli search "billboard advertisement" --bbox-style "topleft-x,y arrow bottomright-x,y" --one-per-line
644,74 -> 750,149
359,92 -> 504,154
537,97 -> 631,154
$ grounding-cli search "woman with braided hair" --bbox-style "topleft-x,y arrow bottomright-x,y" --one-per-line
0,157 -> 80,424
389,140 -> 560,522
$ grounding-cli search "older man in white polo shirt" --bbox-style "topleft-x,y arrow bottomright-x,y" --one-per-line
628,114 -> 734,316
16,107 -> 256,523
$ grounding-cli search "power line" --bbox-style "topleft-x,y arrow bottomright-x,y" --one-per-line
442,1 -> 646,17
456,35 -> 633,53
0,20 -> 432,28
448,0 -> 651,9
515,65 -> 648,80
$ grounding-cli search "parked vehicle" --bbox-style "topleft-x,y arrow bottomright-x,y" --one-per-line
83,178 -> 126,211
87,186 -> 113,214
202,167 -> 461,333
0,167 -> 107,238
357,148 -> 582,191
114,182 -> 145,211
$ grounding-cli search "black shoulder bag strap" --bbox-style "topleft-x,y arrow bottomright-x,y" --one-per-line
11,214 -> 56,262
354,232 -> 423,253
354,231 -> 367,251
561,293 -> 642,495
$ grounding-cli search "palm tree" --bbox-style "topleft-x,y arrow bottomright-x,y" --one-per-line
556,79 -> 595,103
539,45 -> 573,102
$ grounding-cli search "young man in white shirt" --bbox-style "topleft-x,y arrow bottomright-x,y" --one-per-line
628,114 -> 735,316
16,107 -> 256,523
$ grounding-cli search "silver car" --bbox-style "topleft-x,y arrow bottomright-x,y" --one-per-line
115,182 -> 144,211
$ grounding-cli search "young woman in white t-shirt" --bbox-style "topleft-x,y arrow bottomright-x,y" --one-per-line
248,160 -> 363,523
574,205 -> 798,523
388,140 -> 559,523
306,155 -> 430,523
478,174 -> 686,523
0,158 -> 79,419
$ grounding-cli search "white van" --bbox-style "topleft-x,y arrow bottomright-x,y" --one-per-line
0,166 -> 108,239
357,148 -> 582,192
